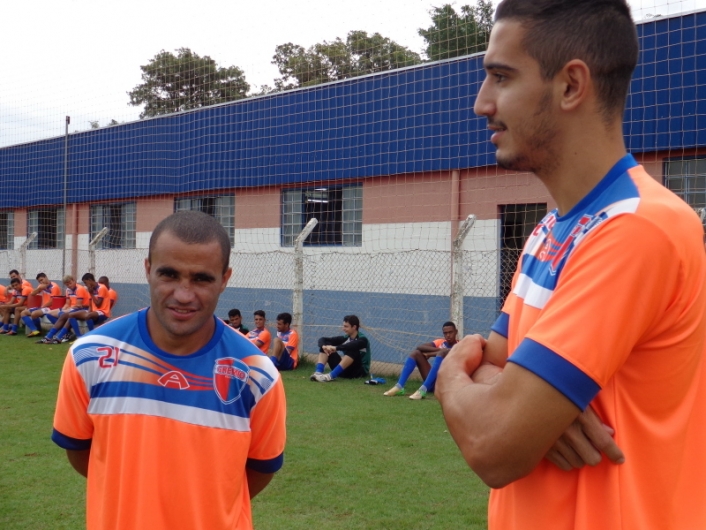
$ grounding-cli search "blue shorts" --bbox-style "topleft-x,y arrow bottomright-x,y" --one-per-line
271,349 -> 295,371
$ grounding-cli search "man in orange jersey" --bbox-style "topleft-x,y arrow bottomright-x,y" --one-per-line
246,309 -> 271,354
22,272 -> 62,338
97,276 -> 118,310
437,1 -> 706,529
52,211 -> 286,530
0,276 -> 33,335
49,273 -> 111,342
270,312 -> 298,371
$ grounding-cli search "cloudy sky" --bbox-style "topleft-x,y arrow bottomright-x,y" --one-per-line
1,0 -> 704,147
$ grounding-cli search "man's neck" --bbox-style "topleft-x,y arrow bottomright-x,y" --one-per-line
537,120 -> 628,215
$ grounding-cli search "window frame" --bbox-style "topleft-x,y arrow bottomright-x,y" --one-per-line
173,195 -> 235,247
0,211 -> 14,250
27,207 -> 64,250
90,202 -> 137,250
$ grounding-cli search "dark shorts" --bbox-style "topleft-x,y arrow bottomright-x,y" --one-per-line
271,349 -> 296,371
326,351 -> 368,379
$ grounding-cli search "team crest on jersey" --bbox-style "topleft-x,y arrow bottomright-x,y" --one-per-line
213,357 -> 250,404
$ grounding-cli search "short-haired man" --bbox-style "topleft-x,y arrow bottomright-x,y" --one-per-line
270,312 -> 298,371
247,310 -> 271,354
52,210 -> 286,529
227,308 -> 249,335
383,321 -> 457,399
22,273 -> 62,338
311,315 -> 370,382
37,276 -> 90,344
9,269 -> 32,291
0,277 -> 33,335
97,276 -> 119,311
437,2 -> 706,529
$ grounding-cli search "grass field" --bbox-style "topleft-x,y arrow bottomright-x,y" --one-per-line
0,337 -> 489,529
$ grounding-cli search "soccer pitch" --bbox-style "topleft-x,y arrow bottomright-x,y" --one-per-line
0,339 -> 488,529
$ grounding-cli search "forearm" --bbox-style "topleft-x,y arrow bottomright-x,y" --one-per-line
336,338 -> 368,353
66,449 -> 90,477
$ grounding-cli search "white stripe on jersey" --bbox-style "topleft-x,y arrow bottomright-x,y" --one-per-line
514,273 -> 554,310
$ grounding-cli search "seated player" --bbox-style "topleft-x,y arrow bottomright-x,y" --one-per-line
0,277 -> 33,335
226,308 -> 249,335
36,275 -> 90,344
383,321 -> 458,400
9,269 -> 32,290
98,276 -> 119,311
22,273 -> 62,338
311,315 -> 371,382
60,273 -> 111,340
247,309 -> 271,353
270,312 -> 299,371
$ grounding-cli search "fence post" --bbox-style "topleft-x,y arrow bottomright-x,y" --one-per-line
88,227 -> 109,276
450,214 -> 476,337
293,218 -> 318,348
19,232 -> 38,278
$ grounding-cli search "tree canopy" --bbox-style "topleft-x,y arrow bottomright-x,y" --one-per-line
272,30 -> 421,90
418,2 -> 494,61
128,48 -> 250,118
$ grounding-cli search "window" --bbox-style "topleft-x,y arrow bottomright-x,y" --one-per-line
90,203 -> 136,249
499,203 -> 547,305
174,196 -> 234,246
0,212 -> 14,250
664,158 -> 706,209
27,208 -> 64,250
281,185 -> 362,247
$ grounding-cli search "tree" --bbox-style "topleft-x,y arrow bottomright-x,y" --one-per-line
128,48 -> 250,118
418,2 -> 494,61
272,31 -> 421,90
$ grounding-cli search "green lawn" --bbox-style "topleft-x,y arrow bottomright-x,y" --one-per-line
0,338 -> 489,529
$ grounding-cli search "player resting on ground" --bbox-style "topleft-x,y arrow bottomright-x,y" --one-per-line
270,312 -> 299,371
311,315 -> 371,382
384,321 -> 458,399
227,308 -> 249,335
436,2 -> 706,529
51,210 -> 286,530
247,309 -> 271,353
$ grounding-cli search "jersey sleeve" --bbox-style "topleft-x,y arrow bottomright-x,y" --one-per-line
246,375 -> 286,473
509,215 -> 682,410
52,352 -> 94,450
285,331 -> 298,353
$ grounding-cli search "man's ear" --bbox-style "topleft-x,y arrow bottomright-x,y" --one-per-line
558,59 -> 591,113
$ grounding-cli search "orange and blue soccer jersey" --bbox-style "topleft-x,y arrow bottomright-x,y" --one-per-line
52,309 -> 286,530
432,338 -> 453,349
488,155 -> 706,530
277,329 -> 299,368
89,284 -> 111,317
15,284 -> 33,304
107,287 -> 118,309
67,284 -> 89,308
247,327 -> 271,354
40,282 -> 61,307
0,284 -> 7,304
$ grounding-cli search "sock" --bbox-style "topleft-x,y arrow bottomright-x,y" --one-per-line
418,384 -> 428,393
46,314 -> 58,324
69,319 -> 82,337
397,357 -> 417,387
86,320 -> 95,331
330,365 -> 344,379
10,324 -> 17,332
33,318 -> 41,330
422,356 -> 445,393
2,324 -> 8,331
55,328 -> 68,340
316,362 -> 325,373
46,328 -> 58,339
22,316 -> 38,332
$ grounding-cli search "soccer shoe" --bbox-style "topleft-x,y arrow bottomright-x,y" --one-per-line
309,371 -> 323,381
27,330 -> 41,338
6,330 -> 17,336
409,389 -> 427,400
383,386 -> 405,396
0,329 -> 8,334
36,337 -> 55,344
313,373 -> 333,382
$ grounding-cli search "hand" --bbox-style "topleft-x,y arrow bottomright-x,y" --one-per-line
545,406 -> 625,470
436,335 -> 485,403
471,362 -> 502,384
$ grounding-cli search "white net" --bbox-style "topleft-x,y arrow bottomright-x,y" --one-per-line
1,1 -> 705,367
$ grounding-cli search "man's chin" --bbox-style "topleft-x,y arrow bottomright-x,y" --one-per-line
496,152 -> 532,173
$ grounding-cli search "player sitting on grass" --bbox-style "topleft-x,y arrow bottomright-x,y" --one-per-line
226,308 -> 249,335
270,312 -> 299,371
37,275 -> 89,344
22,273 -> 62,338
384,321 -> 458,399
247,309 -> 271,353
0,277 -> 33,335
311,315 -> 370,382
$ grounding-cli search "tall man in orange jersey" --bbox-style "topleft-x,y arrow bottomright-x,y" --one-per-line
51,211 -> 286,530
437,2 -> 706,529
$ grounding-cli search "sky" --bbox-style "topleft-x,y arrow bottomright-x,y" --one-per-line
2,0 -> 705,147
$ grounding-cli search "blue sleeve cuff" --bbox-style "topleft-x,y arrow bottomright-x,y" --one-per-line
507,338 -> 600,410
490,312 -> 509,338
246,453 -> 284,474
51,429 -> 92,451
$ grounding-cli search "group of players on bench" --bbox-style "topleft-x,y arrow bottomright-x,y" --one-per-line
0,269 -> 118,344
